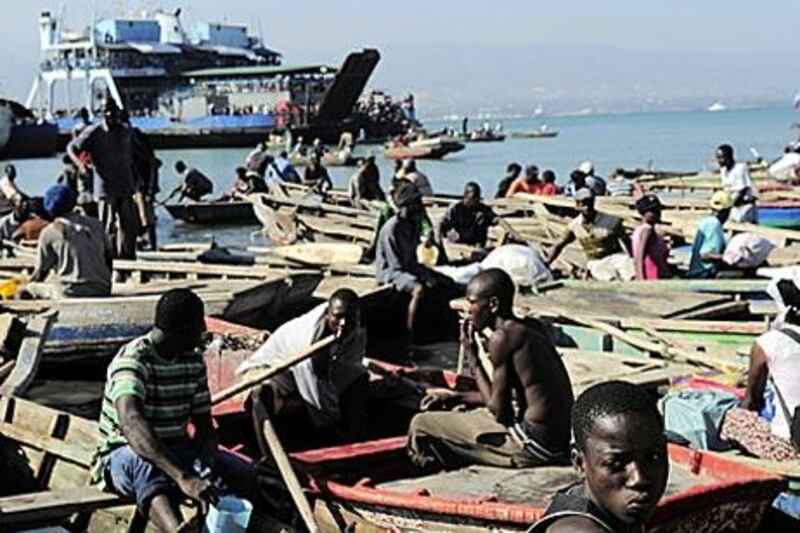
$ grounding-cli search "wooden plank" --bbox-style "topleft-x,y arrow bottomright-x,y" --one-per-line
0,487 -> 122,526
0,311 -> 57,395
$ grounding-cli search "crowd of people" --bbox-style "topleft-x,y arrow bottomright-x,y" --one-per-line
4,98 -> 799,530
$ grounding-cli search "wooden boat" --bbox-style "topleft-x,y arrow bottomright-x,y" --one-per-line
1,274 -> 322,359
289,150 -> 358,167
463,131 -> 506,143
295,437 -> 785,532
510,129 -> 559,139
384,136 -> 465,160
758,200 -> 800,229
164,201 -> 257,225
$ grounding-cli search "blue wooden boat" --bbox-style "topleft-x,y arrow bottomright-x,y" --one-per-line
0,273 -> 321,359
757,201 -> 800,229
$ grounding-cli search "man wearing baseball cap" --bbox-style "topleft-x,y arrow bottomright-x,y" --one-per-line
545,188 -> 631,281
26,184 -> 113,299
375,181 -> 448,347
687,191 -> 733,278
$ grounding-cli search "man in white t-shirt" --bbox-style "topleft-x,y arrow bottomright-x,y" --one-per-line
716,144 -> 757,223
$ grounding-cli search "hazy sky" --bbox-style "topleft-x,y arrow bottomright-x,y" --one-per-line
1,1 -> 798,112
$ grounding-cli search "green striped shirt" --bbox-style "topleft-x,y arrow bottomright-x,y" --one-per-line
91,332 -> 210,483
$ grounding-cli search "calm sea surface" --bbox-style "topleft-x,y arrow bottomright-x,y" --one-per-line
9,106 -> 800,247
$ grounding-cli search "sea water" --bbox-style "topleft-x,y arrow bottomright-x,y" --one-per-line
8,106 -> 800,248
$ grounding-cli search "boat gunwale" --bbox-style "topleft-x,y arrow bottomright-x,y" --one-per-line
294,437 -> 786,527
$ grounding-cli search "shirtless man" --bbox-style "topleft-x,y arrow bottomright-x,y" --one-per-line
407,268 -> 573,470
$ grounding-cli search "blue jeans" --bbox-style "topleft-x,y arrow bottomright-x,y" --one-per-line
105,444 -> 257,513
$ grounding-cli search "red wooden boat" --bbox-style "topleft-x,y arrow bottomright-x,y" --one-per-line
293,437 -> 785,532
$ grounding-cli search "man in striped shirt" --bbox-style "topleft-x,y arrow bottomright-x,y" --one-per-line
91,288 -> 255,532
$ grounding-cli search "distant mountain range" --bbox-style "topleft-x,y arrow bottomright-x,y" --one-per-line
357,42 -> 797,117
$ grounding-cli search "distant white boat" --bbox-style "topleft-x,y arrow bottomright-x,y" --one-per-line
708,102 -> 727,112
533,104 -> 544,116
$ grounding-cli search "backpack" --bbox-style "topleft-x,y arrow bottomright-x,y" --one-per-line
774,328 -> 800,450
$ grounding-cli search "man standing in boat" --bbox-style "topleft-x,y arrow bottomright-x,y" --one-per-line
348,153 -> 385,206
91,289 -> 257,532
239,288 -> 369,444
407,268 -> 573,470
67,98 -> 140,260
164,161 -> 214,203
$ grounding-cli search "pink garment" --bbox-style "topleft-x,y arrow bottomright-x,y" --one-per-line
632,224 -> 671,280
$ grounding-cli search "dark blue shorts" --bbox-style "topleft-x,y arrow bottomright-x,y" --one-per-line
105,444 -> 256,512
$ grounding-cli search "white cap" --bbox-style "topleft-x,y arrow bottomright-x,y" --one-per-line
578,161 -> 594,174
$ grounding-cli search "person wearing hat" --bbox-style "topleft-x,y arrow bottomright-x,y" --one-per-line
577,161 -> 607,196
546,188 -> 632,281
26,184 -> 112,299
687,191 -> 732,278
716,144 -> 757,223
375,181 -> 446,345
348,153 -> 385,207
632,194 -> 672,280
719,275 -> 800,461
67,98 -> 140,260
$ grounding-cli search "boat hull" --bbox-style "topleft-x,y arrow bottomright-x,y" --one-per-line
165,201 -> 257,225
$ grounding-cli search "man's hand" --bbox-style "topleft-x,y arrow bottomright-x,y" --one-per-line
446,228 -> 460,243
460,319 -> 478,366
176,473 -> 217,514
420,387 -> 461,411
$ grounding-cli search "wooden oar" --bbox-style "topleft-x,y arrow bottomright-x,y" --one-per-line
261,415 -> 319,533
210,335 -> 335,406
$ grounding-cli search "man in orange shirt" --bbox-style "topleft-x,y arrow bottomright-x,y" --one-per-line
505,165 -> 541,197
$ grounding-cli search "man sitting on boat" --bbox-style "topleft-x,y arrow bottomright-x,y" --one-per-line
495,162 -> 522,198
238,288 -> 368,443
529,381 -> 668,532
439,182 -> 518,248
91,289 -> 256,532
578,161 -> 607,196
376,181 -> 451,346
303,155 -> 333,195
505,165 -> 542,197
407,269 -> 573,470
26,184 -> 112,299
545,188 -> 633,281
400,159 -> 434,196
165,161 -> 214,203
716,144 -> 757,223
268,150 -> 301,184
348,153 -> 385,206
687,191 -> 732,279
719,275 -> 800,461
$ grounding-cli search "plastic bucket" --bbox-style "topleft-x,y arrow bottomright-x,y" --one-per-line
203,495 -> 253,533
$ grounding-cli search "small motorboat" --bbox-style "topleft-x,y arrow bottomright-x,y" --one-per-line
384,135 -> 465,160
511,126 -> 559,139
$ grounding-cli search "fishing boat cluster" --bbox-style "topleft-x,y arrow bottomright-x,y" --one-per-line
0,122 -> 799,532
